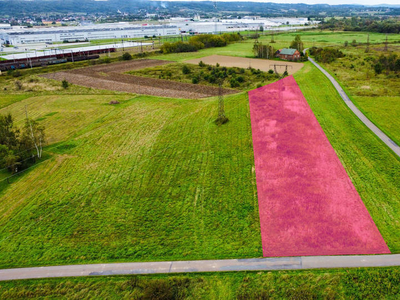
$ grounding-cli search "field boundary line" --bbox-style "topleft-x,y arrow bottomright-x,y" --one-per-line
307,56 -> 400,158
1,254 -> 400,281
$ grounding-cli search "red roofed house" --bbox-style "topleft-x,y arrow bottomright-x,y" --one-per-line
276,48 -> 301,61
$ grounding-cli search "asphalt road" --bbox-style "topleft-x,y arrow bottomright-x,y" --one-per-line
307,56 -> 400,158
1,255 -> 400,281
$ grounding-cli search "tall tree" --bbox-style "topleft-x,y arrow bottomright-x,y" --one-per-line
290,35 -> 304,53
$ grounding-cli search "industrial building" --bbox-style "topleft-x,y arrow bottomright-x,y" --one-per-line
0,18 -> 313,45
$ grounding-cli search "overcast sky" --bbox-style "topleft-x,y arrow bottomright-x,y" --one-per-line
162,0 -> 400,6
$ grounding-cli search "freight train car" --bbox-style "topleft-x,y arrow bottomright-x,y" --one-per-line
0,47 -> 114,71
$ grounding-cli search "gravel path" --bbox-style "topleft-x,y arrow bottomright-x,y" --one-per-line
1,254 -> 400,281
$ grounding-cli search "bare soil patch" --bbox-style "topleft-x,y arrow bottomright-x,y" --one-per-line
185,55 -> 304,75
42,59 -> 237,99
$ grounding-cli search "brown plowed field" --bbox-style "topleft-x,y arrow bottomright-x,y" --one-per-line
185,55 -> 304,75
42,59 -> 237,99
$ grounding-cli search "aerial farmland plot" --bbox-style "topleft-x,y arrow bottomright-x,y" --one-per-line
42,59 -> 237,99
0,30 -> 400,290
185,55 -> 303,75
249,76 -> 389,257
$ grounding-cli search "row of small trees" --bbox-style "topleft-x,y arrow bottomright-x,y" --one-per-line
253,42 -> 275,59
0,113 -> 45,174
160,33 -> 242,54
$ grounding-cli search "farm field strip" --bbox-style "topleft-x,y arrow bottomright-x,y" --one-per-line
42,59 -> 237,99
293,62 -> 400,253
185,55 -> 304,75
249,76 -> 390,257
0,92 -> 262,269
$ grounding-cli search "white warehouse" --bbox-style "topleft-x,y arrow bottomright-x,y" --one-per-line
0,23 -> 179,45
0,18 -> 312,45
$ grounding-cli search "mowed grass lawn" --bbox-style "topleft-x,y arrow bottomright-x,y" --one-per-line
0,91 -> 261,268
294,62 -> 400,253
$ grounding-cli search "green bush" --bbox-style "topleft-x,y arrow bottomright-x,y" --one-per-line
122,52 -> 132,60
309,47 -> 345,63
230,78 -> 240,88
160,41 -> 198,54
102,57 -> 111,64
62,79 -> 69,89
192,77 -> 199,84
182,65 -> 191,74
198,61 -> 206,67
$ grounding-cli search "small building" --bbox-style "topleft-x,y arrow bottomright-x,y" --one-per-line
276,48 -> 301,61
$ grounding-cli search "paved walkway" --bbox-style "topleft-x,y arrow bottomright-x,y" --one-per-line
308,57 -> 400,158
1,255 -> 400,281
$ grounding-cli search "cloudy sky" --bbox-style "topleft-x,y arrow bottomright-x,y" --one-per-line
162,0 -> 400,5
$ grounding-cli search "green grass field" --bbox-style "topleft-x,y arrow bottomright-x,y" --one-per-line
0,91 -> 261,269
1,267 -> 399,299
0,30 -> 400,271
317,43 -> 400,146
151,30 -> 400,63
294,62 -> 400,253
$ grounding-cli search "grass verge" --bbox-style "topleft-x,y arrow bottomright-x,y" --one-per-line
0,267 -> 399,299
294,62 -> 400,253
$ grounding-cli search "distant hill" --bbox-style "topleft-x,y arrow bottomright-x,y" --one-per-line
0,0 -> 398,17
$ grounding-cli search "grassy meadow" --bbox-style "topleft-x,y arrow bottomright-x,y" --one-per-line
317,43 -> 400,145
294,62 -> 400,253
0,30 -> 400,271
1,267 -> 399,299
152,30 -> 400,62
0,90 -> 262,268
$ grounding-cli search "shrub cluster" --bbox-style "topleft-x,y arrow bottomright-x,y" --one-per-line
373,53 -> 400,75
309,47 -> 345,63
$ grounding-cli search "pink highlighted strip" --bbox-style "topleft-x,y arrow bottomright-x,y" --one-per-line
249,76 -> 390,257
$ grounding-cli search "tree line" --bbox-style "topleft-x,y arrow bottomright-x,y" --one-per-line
0,113 -> 45,175
160,33 -> 242,54
320,17 -> 400,34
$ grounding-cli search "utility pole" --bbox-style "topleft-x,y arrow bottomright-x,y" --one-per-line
214,1 -> 218,35
216,79 -> 228,125
384,34 -> 388,52
218,82 -> 225,119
